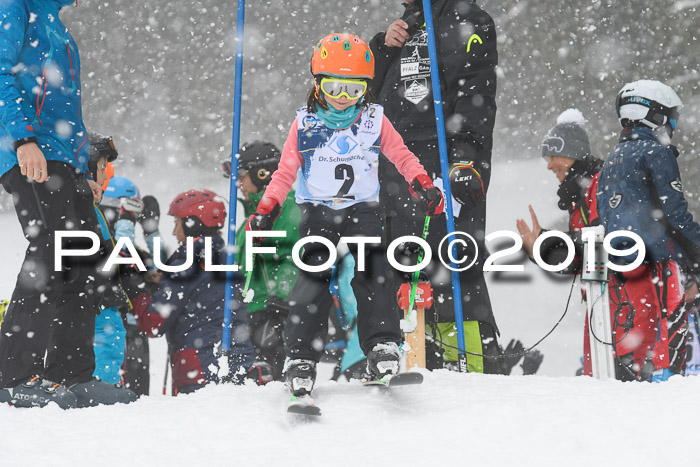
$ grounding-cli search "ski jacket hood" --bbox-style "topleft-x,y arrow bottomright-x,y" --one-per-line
597,126 -> 700,271
0,0 -> 89,179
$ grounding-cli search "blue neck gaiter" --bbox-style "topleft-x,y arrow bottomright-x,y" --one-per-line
315,103 -> 362,130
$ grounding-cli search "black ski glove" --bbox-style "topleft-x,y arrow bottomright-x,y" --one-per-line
246,197 -> 281,245
501,339 -> 524,375
409,174 -> 444,217
138,195 -> 161,235
521,350 -> 544,375
449,161 -> 485,210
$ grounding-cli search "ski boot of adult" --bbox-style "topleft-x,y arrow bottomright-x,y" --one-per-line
5,376 -> 77,409
0,388 -> 11,404
283,359 -> 317,396
69,379 -> 138,408
366,342 -> 401,380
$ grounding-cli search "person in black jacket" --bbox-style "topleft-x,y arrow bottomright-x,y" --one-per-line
370,0 -> 501,373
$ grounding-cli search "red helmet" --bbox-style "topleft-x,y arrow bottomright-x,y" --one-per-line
168,189 -> 226,229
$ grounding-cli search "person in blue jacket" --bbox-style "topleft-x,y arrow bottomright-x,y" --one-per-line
87,133 -> 129,385
0,0 -> 104,408
128,189 -> 254,394
597,79 -> 700,380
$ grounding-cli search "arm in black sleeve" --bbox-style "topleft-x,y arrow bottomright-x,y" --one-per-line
369,32 -> 399,96
437,4 -> 498,189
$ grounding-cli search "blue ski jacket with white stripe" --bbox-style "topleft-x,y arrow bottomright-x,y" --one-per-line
596,126 -> 700,273
0,0 -> 89,179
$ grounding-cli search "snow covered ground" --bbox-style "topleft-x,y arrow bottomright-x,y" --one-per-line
1,370 -> 700,466
4,158 -> 693,466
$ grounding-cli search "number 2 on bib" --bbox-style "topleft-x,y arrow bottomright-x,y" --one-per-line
335,164 -> 355,199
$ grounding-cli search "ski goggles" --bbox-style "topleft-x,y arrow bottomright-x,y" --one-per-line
319,77 -> 368,100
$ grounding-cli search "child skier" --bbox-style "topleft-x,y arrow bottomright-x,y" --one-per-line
100,175 -> 156,395
597,80 -> 700,380
87,133 -> 130,385
246,33 -> 444,397
130,189 -> 254,394
229,141 -> 300,382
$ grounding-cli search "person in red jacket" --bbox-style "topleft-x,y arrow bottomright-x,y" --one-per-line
518,110 -> 669,381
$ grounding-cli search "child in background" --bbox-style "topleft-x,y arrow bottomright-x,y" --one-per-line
130,189 -> 254,394
247,33 -> 444,397
229,141 -> 300,382
597,80 -> 700,380
87,133 -> 130,385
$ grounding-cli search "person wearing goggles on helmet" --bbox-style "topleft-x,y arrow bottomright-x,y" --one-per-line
222,141 -> 301,383
597,79 -> 700,381
246,33 -> 444,398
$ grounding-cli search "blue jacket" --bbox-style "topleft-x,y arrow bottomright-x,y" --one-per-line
597,127 -> 700,272
144,236 -> 254,379
0,0 -> 89,178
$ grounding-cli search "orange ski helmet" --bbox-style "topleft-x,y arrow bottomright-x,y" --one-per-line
310,33 -> 374,80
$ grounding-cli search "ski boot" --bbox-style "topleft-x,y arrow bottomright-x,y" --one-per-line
366,342 -> 401,380
69,379 -> 138,408
6,376 -> 77,409
283,359 -> 316,396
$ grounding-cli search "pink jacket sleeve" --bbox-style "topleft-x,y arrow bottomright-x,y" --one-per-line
380,115 -> 428,184
263,121 -> 302,206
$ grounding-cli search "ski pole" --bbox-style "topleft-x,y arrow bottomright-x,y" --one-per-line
406,215 -> 430,326
242,253 -> 254,303
162,353 -> 170,396
422,0 -> 468,372
222,0 -> 247,357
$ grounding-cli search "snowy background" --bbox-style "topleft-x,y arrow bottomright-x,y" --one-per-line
1,1 -> 699,464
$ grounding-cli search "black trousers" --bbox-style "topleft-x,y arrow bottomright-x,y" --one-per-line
124,322 -> 150,396
284,203 -> 401,362
0,162 -> 99,387
379,140 -> 497,331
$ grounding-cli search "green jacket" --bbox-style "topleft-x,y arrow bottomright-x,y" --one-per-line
235,190 -> 300,313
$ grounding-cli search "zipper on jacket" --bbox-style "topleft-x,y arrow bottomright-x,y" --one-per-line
66,44 -> 75,81
35,67 -> 48,125
74,132 -> 87,167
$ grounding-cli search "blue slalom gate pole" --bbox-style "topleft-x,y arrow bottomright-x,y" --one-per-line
222,0 -> 246,356
422,0 -> 468,372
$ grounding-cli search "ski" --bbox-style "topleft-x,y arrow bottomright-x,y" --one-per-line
287,393 -> 321,417
363,372 -> 424,388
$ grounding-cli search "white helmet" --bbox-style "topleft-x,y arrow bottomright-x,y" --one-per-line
616,79 -> 682,130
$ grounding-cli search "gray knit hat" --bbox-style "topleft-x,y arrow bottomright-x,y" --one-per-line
541,122 -> 591,161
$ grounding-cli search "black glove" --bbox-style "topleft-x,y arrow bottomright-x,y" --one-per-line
409,174 -> 445,217
521,350 -> 544,375
138,195 -> 161,235
449,161 -> 485,209
501,339 -> 524,375
246,197 -> 281,245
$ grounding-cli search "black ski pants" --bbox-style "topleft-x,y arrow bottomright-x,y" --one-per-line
284,202 -> 401,362
379,140 -> 497,331
0,161 -> 99,387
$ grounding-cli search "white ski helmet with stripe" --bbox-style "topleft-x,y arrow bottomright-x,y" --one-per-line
616,79 -> 682,130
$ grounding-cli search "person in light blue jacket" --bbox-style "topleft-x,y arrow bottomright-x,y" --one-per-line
0,0 -> 103,408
